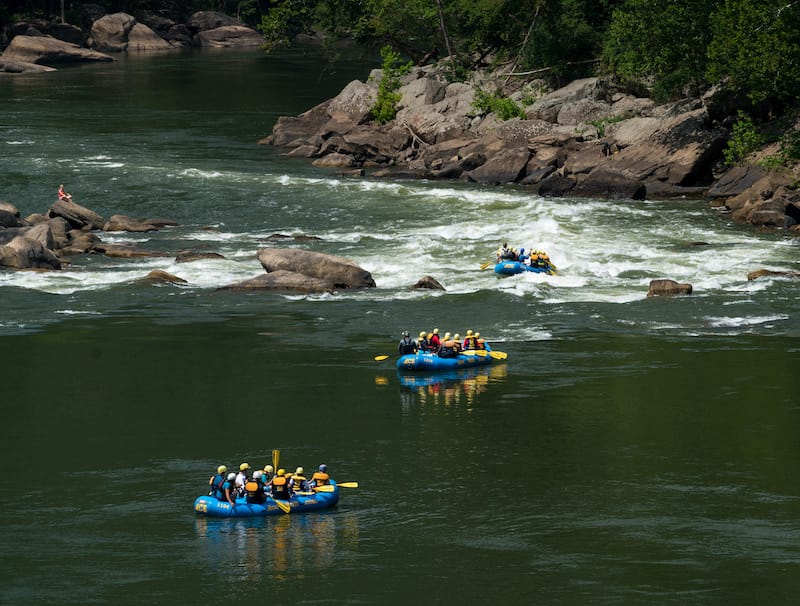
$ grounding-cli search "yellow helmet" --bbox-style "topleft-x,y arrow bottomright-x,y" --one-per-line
277,468 -> 285,477
217,465 -> 227,474
433,328 -> 439,334
264,465 -> 274,473
419,331 -> 426,338
295,467 -> 304,475
239,463 -> 250,471
475,332 -> 480,338
454,334 -> 460,341
466,329 -> 473,336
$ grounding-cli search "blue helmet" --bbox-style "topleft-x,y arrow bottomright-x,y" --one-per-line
319,464 -> 327,472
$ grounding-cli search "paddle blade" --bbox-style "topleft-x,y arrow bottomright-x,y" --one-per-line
479,261 -> 493,270
272,449 -> 280,471
463,350 -> 488,357
489,350 -> 508,360
275,499 -> 291,513
337,482 -> 359,488
374,355 -> 390,361
314,485 -> 335,492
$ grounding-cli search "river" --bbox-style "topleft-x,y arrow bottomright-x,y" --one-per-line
1,47 -> 799,605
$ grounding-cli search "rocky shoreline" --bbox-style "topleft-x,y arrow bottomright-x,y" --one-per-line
0,9 -> 262,74
263,63 -> 800,234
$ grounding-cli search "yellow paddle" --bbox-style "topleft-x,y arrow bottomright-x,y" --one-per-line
274,499 -> 291,513
462,350 -> 488,357
374,355 -> 390,361
314,482 -> 358,492
479,260 -> 494,270
272,449 -> 280,471
488,350 -> 508,360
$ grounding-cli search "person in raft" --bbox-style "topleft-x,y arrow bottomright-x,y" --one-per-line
309,464 -> 330,488
235,462 -> 251,497
429,328 -> 441,350
417,331 -> 431,352
463,330 -> 479,351
271,469 -> 290,500
57,184 -> 72,202
208,465 -> 227,499
437,333 -> 458,358
222,472 -> 238,505
290,467 -> 308,493
398,331 -> 418,355
245,471 -> 267,504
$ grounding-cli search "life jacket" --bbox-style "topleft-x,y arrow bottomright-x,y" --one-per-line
438,339 -> 457,358
209,473 -> 225,498
311,471 -> 330,486
418,337 -> 430,352
272,476 -> 289,499
291,475 -> 307,492
398,337 -> 417,355
245,479 -> 265,503
464,337 -> 478,350
429,334 -> 441,348
476,338 -> 486,350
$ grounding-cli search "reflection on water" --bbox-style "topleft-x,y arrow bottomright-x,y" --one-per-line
391,364 -> 508,410
194,510 -> 358,588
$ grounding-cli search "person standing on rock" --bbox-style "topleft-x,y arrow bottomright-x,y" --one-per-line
58,184 -> 72,201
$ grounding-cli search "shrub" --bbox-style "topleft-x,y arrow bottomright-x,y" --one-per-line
723,111 -> 763,165
370,46 -> 412,124
472,89 -> 526,121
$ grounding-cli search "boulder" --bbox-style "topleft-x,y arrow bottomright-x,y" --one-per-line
747,269 -> 800,281
175,251 -> 226,263
103,214 -> 160,232
326,80 -> 377,124
572,167 -> 647,200
468,145 -> 530,184
186,11 -> 241,33
0,209 -> 23,228
266,99 -> 332,147
1,35 -> 113,65
139,270 -> 188,284
312,152 -> 355,168
196,26 -> 263,48
537,173 -> 576,197
220,270 -> 335,294
0,58 -> 57,73
0,234 -> 61,270
647,279 -> 693,297
411,276 -> 446,290
60,230 -> 100,255
257,248 -> 376,289
91,243 -> 163,258
48,199 -> 106,231
90,13 -> 171,51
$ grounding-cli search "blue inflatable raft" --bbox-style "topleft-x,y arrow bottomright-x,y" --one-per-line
194,482 -> 339,518
494,261 -> 555,276
397,351 -> 497,371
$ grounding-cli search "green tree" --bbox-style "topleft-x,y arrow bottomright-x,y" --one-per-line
602,0 -> 714,100
706,0 -> 800,104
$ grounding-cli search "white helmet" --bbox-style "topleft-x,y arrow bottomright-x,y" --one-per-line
227,473 -> 236,481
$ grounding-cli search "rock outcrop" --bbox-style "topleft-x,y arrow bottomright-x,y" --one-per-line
256,248 -> 376,290
264,65 -> 799,234
0,34 -> 113,66
647,279 -> 693,297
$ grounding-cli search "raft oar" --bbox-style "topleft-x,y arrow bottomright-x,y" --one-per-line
274,499 -> 291,513
462,350 -> 488,357
488,350 -> 508,360
315,482 -> 358,492
272,449 -> 280,472
374,355 -> 390,361
479,260 -> 494,270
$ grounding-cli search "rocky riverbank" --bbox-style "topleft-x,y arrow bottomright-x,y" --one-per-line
263,62 -> 800,234
0,9 -> 261,73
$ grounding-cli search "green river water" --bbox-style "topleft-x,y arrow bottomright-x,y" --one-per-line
1,47 -> 799,605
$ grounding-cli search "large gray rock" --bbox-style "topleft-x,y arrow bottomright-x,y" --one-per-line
1,35 -> 112,65
90,13 -> 171,51
257,248 -> 376,289
186,11 -> 242,33
0,58 -> 57,73
573,167 -> 647,200
48,199 -> 106,231
0,234 -> 61,270
327,80 -> 378,124
220,270 -> 335,294
647,279 -> 693,297
196,26 -> 262,48
103,214 -> 160,232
